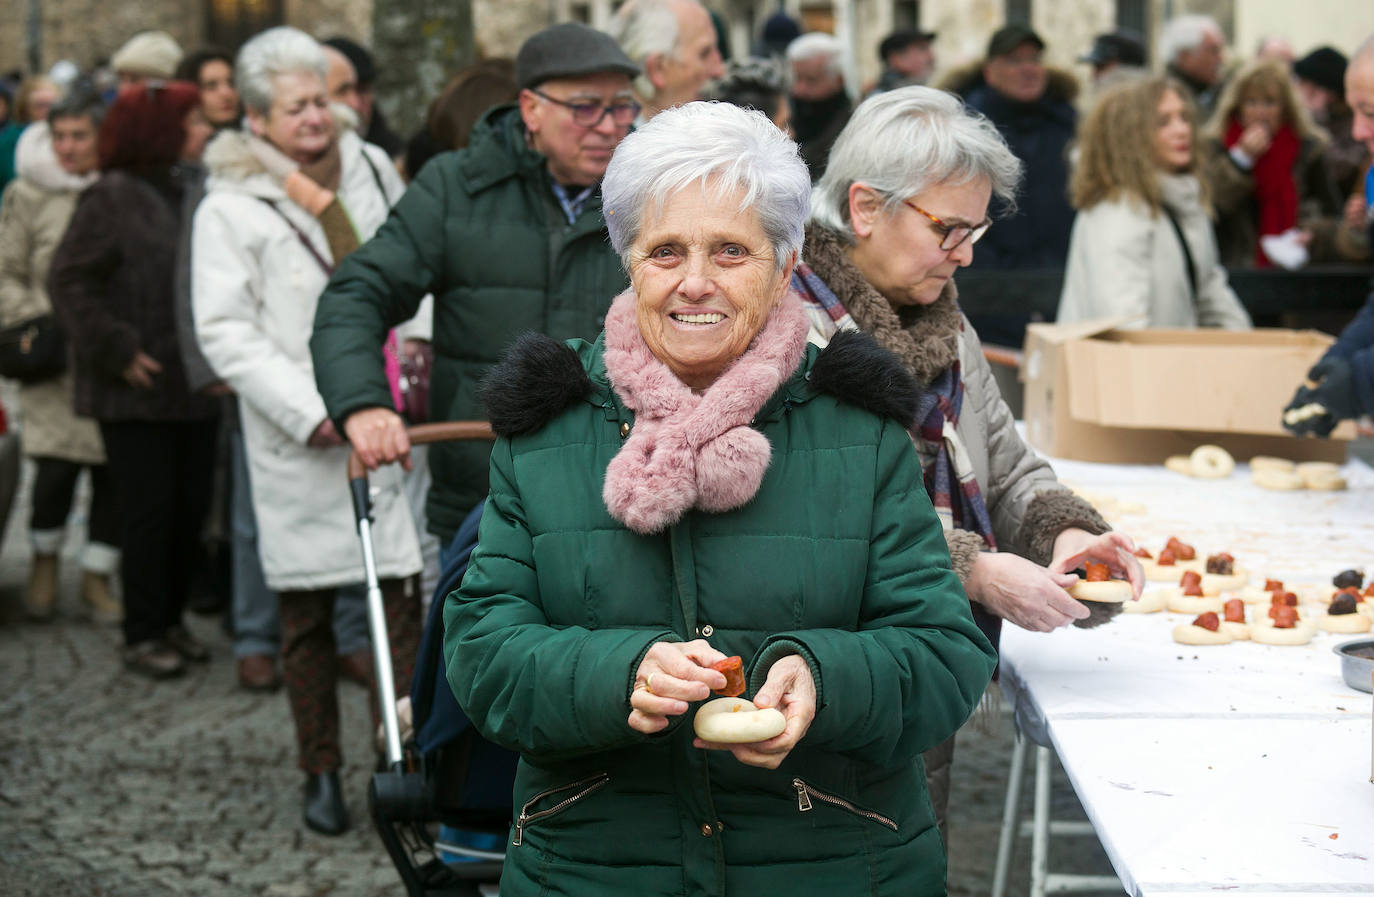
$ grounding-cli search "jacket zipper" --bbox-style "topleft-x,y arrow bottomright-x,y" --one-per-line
792,778 -> 898,832
512,772 -> 610,846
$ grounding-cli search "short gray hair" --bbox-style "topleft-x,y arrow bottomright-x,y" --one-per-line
1354,35 -> 1374,68
235,26 -> 328,115
786,32 -> 843,77
603,101 -> 810,271
811,86 -> 1022,240
48,89 -> 105,128
1160,15 -> 1222,66
607,0 -> 685,101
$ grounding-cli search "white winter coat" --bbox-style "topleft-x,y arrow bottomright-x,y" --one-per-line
192,129 -> 421,591
1057,173 -> 1252,330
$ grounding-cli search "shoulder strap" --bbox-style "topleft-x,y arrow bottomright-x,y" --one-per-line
256,198 -> 333,276
1161,205 -> 1198,303
359,149 -> 391,205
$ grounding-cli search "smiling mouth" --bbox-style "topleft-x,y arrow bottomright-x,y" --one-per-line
670,312 -> 725,325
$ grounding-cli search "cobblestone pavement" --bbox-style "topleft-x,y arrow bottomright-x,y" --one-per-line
0,459 -> 1120,897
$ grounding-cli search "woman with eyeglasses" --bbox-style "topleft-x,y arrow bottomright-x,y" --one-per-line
792,86 -> 1144,847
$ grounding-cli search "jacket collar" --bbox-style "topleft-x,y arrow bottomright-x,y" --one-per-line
14,122 -> 97,193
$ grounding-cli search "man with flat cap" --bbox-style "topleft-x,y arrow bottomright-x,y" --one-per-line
1079,30 -> 1147,88
311,23 -> 640,548
871,28 -> 937,94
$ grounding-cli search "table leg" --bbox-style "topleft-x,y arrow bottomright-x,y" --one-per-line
992,733 -> 1027,897
1031,744 -> 1052,897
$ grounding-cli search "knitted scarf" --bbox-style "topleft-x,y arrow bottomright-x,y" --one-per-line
601,289 -> 809,534
1223,118 -> 1300,267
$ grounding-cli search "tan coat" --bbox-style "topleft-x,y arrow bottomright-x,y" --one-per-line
0,123 -> 103,464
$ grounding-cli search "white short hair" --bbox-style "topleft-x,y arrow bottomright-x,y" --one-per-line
1160,15 -> 1222,66
811,86 -> 1022,241
602,101 -> 811,271
786,32 -> 843,77
607,0 -> 690,101
235,26 -> 328,115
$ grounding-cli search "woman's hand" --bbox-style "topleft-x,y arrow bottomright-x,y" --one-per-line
122,351 -> 163,389
966,552 -> 1087,632
694,654 -> 816,769
307,418 -> 345,448
1049,528 -> 1144,599
628,640 -> 728,735
1237,123 -> 1272,160
343,406 -> 411,471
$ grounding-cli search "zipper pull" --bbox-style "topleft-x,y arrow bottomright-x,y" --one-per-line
513,814 -> 527,846
793,779 -> 812,812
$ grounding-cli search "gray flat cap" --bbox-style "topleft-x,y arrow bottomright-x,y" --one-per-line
516,23 -> 641,90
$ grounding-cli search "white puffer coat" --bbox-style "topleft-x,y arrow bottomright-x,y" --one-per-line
192,128 -> 421,591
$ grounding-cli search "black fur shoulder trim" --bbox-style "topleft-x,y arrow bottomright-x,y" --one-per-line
810,329 -> 920,425
480,332 -> 595,437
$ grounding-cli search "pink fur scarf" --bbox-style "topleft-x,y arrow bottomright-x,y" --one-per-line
601,289 -> 809,534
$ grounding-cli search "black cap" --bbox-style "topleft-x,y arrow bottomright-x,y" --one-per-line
1078,31 -> 1146,68
879,29 -> 937,63
323,37 -> 376,87
1293,46 -> 1347,94
986,24 -> 1045,59
515,23 -> 640,90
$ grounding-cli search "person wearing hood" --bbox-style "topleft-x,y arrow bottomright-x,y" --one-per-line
786,32 -> 851,181
190,27 -> 423,836
0,91 -> 122,624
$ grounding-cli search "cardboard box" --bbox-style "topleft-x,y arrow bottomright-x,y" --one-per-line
1021,321 -> 1354,464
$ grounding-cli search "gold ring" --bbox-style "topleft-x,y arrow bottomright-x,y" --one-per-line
645,673 -> 656,695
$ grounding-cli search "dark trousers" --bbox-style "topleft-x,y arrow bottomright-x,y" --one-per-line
279,577 -> 421,774
100,419 -> 218,646
30,457 -> 119,547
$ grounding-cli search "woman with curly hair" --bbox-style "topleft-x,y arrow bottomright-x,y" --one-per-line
1058,75 -> 1250,328
1200,59 -> 1348,267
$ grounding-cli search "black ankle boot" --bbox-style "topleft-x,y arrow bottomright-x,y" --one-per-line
303,771 -> 350,835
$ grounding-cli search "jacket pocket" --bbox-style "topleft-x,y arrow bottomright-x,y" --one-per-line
512,771 -> 610,846
792,777 -> 897,832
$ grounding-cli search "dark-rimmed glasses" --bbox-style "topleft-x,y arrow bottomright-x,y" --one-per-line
903,200 -> 992,251
530,88 -> 640,128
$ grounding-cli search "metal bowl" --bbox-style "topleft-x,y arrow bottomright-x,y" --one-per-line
1333,638 -> 1374,693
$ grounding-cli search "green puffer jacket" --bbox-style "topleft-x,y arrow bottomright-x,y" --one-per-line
310,105 -> 629,540
443,332 -> 997,897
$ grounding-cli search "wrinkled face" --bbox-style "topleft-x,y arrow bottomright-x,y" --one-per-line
1239,87 -> 1282,133
26,85 -> 59,123
629,182 -> 794,390
790,55 -> 844,101
324,48 -> 362,118
890,41 -> 935,80
1177,31 -> 1224,85
198,60 -> 239,127
1153,88 -> 1193,171
249,71 -> 335,162
848,179 -> 991,308
653,0 -> 724,108
50,114 -> 98,175
521,72 -> 634,187
181,106 -> 215,162
983,43 -> 1047,103
1346,54 -> 1374,154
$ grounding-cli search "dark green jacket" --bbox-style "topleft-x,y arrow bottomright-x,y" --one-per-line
310,105 -> 628,539
443,334 -> 997,897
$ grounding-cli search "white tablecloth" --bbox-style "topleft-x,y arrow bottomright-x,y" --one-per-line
997,448 -> 1374,897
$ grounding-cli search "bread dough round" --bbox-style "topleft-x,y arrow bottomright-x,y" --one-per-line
1238,584 -> 1285,604
1296,461 -> 1341,479
1220,621 -> 1251,641
1201,570 -> 1249,594
1122,589 -> 1166,614
1318,613 -> 1371,634
1172,623 -> 1233,645
1162,589 -> 1224,614
1165,455 -> 1194,475
1249,456 -> 1295,474
1302,471 -> 1347,491
693,697 -> 786,744
1250,621 -> 1315,645
1252,468 -> 1304,490
1141,559 -> 1206,582
1068,580 -> 1132,603
1189,445 -> 1235,479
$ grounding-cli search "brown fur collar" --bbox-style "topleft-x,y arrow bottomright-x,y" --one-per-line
802,224 -> 963,385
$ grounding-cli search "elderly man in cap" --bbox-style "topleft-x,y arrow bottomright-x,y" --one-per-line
607,0 -> 723,122
1079,29 -> 1146,90
870,28 -> 937,94
310,23 -> 639,550
1295,46 -> 1369,199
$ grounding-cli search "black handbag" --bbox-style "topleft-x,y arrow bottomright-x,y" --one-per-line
0,314 -> 67,383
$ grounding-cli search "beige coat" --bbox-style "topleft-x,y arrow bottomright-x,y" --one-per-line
1057,173 -> 1251,330
0,123 -> 103,463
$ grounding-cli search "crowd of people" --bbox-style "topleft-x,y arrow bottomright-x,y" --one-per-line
1,5 -> 1372,893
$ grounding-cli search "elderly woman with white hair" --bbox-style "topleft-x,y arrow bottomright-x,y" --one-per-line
191,26 -> 422,836
792,86 -> 1145,842
443,101 -> 995,895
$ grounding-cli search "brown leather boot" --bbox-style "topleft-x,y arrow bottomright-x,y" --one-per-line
81,571 -> 123,625
24,554 -> 58,620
